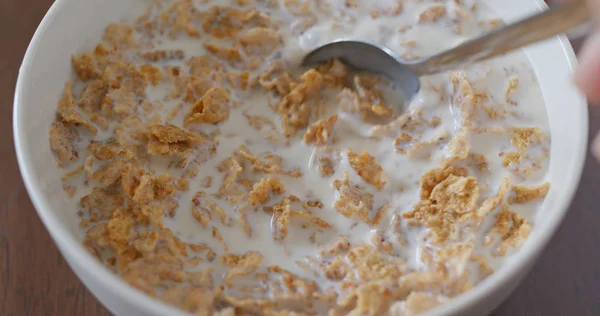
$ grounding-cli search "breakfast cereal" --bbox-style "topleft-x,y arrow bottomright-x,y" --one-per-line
49,0 -> 552,315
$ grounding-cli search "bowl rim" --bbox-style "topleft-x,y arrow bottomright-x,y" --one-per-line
13,0 -> 588,315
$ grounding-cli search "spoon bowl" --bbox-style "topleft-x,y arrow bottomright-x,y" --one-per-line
302,0 -> 589,106
302,39 -> 421,102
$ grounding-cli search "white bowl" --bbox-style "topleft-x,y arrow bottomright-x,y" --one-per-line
13,0 -> 588,315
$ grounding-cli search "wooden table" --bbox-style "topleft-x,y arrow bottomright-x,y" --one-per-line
1,1 -> 599,315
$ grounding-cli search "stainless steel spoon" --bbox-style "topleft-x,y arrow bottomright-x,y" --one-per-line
302,0 -> 591,102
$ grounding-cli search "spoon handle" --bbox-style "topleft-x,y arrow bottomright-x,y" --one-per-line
410,0 -> 591,76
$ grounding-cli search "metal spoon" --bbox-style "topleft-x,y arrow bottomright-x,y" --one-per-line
302,0 -> 591,102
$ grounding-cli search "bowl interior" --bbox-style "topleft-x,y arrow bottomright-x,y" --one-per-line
14,0 -> 587,315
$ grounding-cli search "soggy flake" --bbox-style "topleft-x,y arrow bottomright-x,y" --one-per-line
370,232 -> 394,257
104,87 -> 136,117
275,69 -> 324,137
420,164 -> 468,200
62,165 -> 85,197
201,6 -> 275,39
226,71 -> 250,90
203,43 -> 243,66
217,156 -> 246,201
185,88 -> 231,126
191,194 -> 212,227
266,195 -> 332,241
337,88 -> 389,123
236,146 -> 302,177
201,176 -> 212,189
141,49 -> 185,62
391,214 -> 407,247
91,158 -> 126,187
188,55 -> 225,80
49,122 -> 80,166
372,203 -> 391,227
80,188 -> 124,223
346,244 -> 406,283
418,5 -> 447,23
221,251 -> 263,269
310,146 -> 340,177
450,72 -> 475,128
350,282 -> 397,315
138,204 -> 168,228
433,240 -> 474,278
447,129 -> 470,161
405,174 -> 479,244
103,24 -> 138,48
369,109 -> 440,139
315,58 -> 348,88
106,208 -> 140,269
132,174 -> 155,205
140,64 -> 163,86
502,127 -> 547,176
120,163 -> 143,198
83,223 -> 110,257
354,75 -> 394,117
155,0 -> 204,37
198,197 -> 231,226
71,44 -> 117,82
72,54 -> 101,82
303,114 -> 338,145
57,82 -> 98,133
171,73 -> 218,104
336,88 -> 367,119
486,205 -> 532,256
267,265 -> 322,305
149,124 -> 203,143
78,80 -> 106,114
505,77 -> 519,106
133,231 -> 160,254
319,235 -> 351,257
393,133 -> 413,154
146,124 -> 208,158
248,177 -> 286,207
510,127 -> 545,151
238,27 -> 280,56
430,175 -> 479,215
290,210 -> 332,229
102,61 -> 148,96
259,60 -> 298,95
212,226 -> 229,251
395,291 -> 449,315
347,149 -> 387,190
509,182 -> 550,204
470,254 -> 494,281
333,171 -> 374,224
224,251 -> 263,284
476,177 -> 510,217
467,152 -> 490,175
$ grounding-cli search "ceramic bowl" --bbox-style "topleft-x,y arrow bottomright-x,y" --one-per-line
14,0 -> 587,315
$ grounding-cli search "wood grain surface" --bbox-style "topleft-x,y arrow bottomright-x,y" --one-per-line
0,1 -> 598,315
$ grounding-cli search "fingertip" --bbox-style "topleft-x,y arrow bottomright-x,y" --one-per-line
575,32 -> 600,105
574,72 -> 600,105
